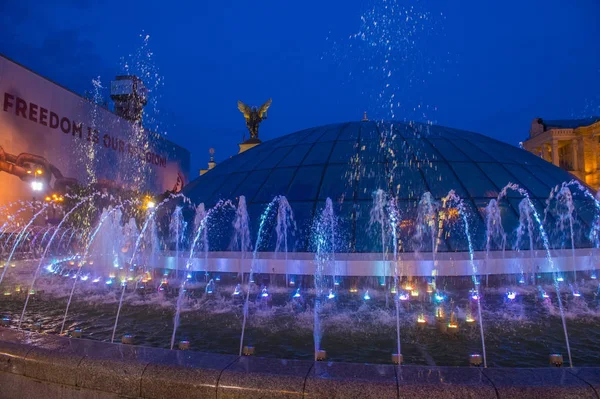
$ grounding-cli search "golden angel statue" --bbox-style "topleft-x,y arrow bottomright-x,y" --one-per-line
237,99 -> 272,140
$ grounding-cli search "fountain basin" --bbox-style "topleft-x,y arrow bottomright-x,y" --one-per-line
0,327 -> 598,398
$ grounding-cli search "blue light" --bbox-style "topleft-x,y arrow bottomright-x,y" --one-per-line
434,291 -> 445,302
506,291 -> 516,300
186,273 -> 192,279
518,276 -> 525,284
327,289 -> 335,299
573,291 -> 581,298
592,273 -> 597,280
557,276 -> 564,282
261,288 -> 269,298
541,291 -> 549,299
105,279 -> 113,285
215,276 -> 221,282
45,265 -> 54,273
399,292 -> 409,301
92,277 -> 100,283
233,284 -> 242,296
363,290 -> 371,301
80,275 -> 89,281
293,289 -> 301,298
470,289 -> 479,301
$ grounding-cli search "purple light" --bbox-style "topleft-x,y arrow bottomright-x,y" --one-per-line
399,293 -> 409,301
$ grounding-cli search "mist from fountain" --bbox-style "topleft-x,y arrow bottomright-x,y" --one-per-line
275,196 -> 295,286
60,204 -> 126,334
0,204 -> 50,289
18,194 -> 101,329
370,189 -> 390,307
238,196 -> 285,356
232,196 -> 251,283
170,200 -> 231,350
500,183 -> 573,367
443,190 -> 487,367
111,193 -> 186,343
314,198 -> 336,360
485,199 -> 506,284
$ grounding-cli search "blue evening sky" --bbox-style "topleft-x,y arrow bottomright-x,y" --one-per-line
1,0 -> 598,176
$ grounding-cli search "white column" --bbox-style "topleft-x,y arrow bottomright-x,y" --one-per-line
571,139 -> 578,171
551,139 -> 559,167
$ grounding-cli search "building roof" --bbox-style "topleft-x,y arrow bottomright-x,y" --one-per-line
541,117 -> 600,130
183,121 -> 595,253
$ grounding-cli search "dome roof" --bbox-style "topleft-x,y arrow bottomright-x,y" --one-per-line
184,121 -> 595,253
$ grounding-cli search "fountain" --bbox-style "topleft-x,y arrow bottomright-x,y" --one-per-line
0,120 -> 598,374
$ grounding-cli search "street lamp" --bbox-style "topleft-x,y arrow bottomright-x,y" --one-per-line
31,181 -> 43,191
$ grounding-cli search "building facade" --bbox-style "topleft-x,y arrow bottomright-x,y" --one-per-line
523,117 -> 600,190
0,54 -> 190,205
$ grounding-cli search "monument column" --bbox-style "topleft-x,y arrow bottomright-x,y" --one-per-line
571,139 -> 578,171
542,143 -> 550,162
551,139 -> 559,166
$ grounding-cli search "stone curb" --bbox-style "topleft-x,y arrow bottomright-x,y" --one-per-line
0,328 -> 599,398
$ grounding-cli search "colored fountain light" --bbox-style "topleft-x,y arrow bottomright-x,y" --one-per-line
363,290 -> 370,300
349,287 -> 358,293
592,273 -> 597,280
186,273 -> 192,279
293,289 -> 301,298
105,279 -> 113,285
327,289 -> 335,300
470,290 -> 479,301
289,280 -> 295,286
399,292 -> 410,301
411,290 -> 419,297
466,314 -> 475,323
556,276 -> 564,282
417,314 -> 427,324
506,291 -> 517,301
92,277 -> 101,283
573,291 -> 581,298
233,284 -> 242,296
541,291 -> 550,299
434,292 -> 445,302
260,288 -> 269,298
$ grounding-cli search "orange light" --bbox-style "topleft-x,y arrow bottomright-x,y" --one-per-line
44,197 -> 51,202
26,170 -> 32,174
36,169 -> 43,175
349,287 -> 358,293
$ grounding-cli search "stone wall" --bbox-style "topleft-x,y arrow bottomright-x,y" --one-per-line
0,327 -> 599,398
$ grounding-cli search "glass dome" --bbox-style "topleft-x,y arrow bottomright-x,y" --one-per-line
184,121 -> 595,253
